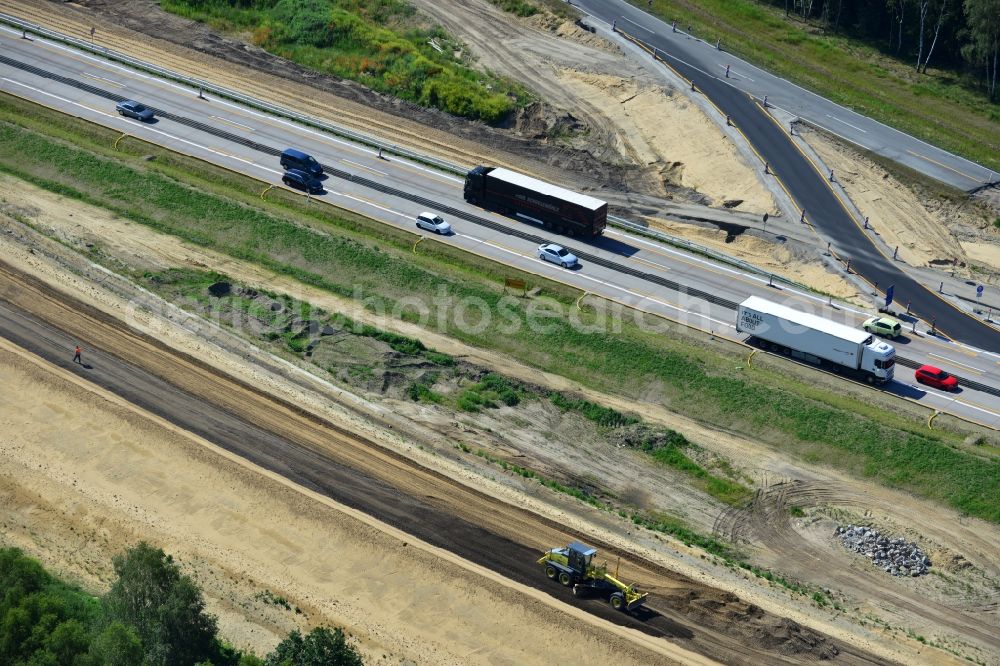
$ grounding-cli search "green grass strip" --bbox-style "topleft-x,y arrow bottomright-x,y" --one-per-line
0,98 -> 996,523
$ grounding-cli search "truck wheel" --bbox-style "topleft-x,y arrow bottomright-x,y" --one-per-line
545,566 -> 558,580
865,374 -> 875,384
610,593 -> 625,611
558,572 -> 573,587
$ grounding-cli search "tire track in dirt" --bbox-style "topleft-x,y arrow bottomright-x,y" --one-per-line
0,259 -> 887,665
714,481 -> 1000,655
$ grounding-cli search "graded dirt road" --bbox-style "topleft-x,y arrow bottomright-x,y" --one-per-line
0,258 -> 889,665
0,338 -> 693,665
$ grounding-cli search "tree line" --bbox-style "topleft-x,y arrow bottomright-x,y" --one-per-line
769,0 -> 999,99
0,545 -> 364,666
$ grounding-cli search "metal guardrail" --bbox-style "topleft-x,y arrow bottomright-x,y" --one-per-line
608,215 -> 814,292
0,12 -> 468,175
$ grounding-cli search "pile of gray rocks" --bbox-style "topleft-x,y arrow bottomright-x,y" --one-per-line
836,525 -> 931,577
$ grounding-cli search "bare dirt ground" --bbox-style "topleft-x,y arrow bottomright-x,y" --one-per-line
641,216 -> 863,300
3,176 -> 998,664
800,127 -> 1000,280
408,0 -> 775,214
0,248 -> 882,666
0,339 -> 704,666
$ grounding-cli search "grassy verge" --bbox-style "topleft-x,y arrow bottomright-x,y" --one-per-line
144,267 -> 748,505
639,0 -> 999,174
0,93 -> 997,524
160,0 -> 531,122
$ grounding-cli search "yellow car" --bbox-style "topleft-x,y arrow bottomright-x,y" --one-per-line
863,316 -> 901,339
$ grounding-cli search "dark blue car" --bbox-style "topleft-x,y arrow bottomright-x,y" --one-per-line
282,169 -> 323,194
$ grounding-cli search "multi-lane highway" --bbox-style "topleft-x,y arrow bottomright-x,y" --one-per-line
572,0 -> 1000,353
0,23 -> 998,428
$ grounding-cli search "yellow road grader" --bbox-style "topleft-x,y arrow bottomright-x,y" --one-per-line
538,542 -> 648,612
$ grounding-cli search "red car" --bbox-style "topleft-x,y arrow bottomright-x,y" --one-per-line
914,365 -> 958,391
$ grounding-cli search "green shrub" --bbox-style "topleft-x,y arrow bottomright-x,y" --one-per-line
425,350 -> 456,366
549,392 -> 638,427
489,0 -> 538,17
162,0 -> 524,121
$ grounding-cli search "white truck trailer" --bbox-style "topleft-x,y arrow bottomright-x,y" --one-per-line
736,296 -> 895,384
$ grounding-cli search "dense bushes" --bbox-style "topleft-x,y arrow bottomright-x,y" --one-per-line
162,0 -> 528,121
0,546 -> 364,665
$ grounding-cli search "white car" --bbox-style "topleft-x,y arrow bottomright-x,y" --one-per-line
538,243 -> 578,268
415,212 -> 451,234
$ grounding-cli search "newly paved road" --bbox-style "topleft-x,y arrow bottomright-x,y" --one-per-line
0,25 -> 997,428
583,0 -> 995,191
573,0 -> 1000,353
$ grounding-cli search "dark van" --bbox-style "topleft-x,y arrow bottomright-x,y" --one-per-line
280,148 -> 323,176
282,169 -> 323,194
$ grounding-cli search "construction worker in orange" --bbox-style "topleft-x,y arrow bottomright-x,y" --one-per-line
73,345 -> 82,364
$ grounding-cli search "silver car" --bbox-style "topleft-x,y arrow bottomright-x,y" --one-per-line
538,243 -> 577,268
416,212 -> 451,234
115,100 -> 155,121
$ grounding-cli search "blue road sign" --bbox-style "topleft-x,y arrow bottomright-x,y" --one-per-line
885,284 -> 895,308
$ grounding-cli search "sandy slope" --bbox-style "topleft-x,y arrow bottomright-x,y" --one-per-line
408,0 -> 776,213
0,339 -> 706,665
801,129 -> 999,276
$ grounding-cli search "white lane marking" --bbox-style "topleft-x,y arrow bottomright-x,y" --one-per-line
342,158 -> 388,176
3,76 -> 112,116
825,114 -> 867,133
205,97 -> 464,184
1,77 -> 269,171
928,353 -> 985,374
795,115 -> 874,151
606,227 -> 871,317
211,115 -> 254,131
338,193 -> 409,218
468,236 -> 733,329
2,25 -> 464,185
621,17 -> 653,33
82,72 -> 124,87
719,64 -> 754,82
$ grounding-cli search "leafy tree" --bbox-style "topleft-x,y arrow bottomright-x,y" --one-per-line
0,548 -> 99,665
964,0 -> 1000,99
265,627 -> 363,666
88,622 -> 144,666
102,543 -> 222,666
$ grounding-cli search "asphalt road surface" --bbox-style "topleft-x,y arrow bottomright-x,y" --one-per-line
0,25 -> 997,429
579,0 -> 995,192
